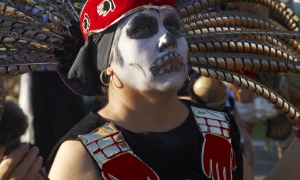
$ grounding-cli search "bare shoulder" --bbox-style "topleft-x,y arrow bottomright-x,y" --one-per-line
242,155 -> 255,180
48,140 -> 100,180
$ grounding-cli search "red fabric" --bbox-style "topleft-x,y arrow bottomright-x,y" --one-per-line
202,134 -> 236,180
293,116 -> 300,139
235,70 -> 256,78
102,152 -> 159,180
80,0 -> 177,41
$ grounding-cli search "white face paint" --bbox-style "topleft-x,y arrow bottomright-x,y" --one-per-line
112,9 -> 188,92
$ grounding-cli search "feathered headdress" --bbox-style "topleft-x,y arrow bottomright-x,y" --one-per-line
0,0 -> 300,126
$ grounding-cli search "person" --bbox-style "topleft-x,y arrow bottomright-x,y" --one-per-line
30,67 -> 86,166
17,67 -> 86,166
1,0 -> 300,180
51,3 -> 247,178
17,4 -> 86,165
0,77 -> 42,180
0,143 -> 42,180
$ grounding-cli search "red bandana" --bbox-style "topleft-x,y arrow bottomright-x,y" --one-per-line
79,0 -> 177,41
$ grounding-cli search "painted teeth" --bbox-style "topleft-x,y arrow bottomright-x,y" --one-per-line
150,51 -> 186,76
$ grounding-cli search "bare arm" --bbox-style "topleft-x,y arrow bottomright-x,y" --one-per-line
243,155 -> 255,180
48,140 -> 100,180
264,137 -> 300,180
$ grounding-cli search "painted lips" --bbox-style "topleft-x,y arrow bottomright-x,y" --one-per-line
150,52 -> 186,76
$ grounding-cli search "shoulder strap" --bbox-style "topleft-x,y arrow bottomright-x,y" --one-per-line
190,105 -> 238,180
191,106 -> 232,139
79,122 -> 160,180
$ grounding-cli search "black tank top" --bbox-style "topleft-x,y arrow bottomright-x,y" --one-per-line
46,100 -> 243,179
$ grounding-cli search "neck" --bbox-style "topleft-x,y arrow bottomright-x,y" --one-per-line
99,84 -> 189,132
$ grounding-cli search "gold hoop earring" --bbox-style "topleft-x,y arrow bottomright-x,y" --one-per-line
100,69 -> 111,86
111,73 -> 123,88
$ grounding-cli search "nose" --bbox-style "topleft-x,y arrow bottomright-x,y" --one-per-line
158,33 -> 177,53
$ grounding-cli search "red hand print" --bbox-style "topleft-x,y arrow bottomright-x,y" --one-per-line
202,134 -> 236,180
102,153 -> 159,180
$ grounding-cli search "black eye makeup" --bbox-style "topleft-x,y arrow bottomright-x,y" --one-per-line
163,15 -> 182,38
126,14 -> 158,39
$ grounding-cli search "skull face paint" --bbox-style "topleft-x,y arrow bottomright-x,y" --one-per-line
113,9 -> 188,92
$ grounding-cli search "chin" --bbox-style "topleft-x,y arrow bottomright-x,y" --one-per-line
129,72 -> 186,92
159,84 -> 183,92
152,74 -> 186,92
